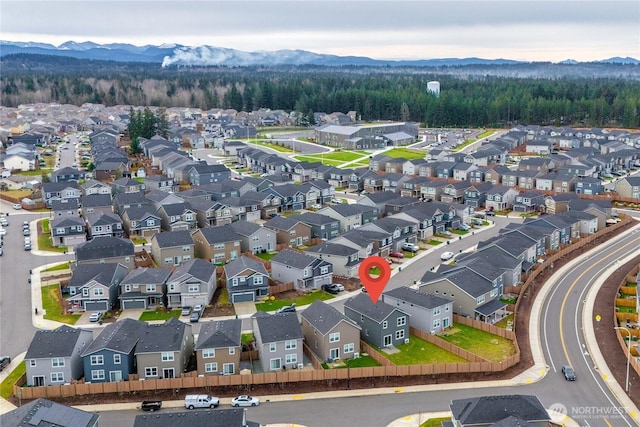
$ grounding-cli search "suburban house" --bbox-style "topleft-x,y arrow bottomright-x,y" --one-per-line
81,179 -> 111,196
85,212 -> 124,239
149,230 -> 195,267
484,186 -> 519,212
263,216 -> 312,248
0,398 -> 99,427
223,256 -> 270,303
67,263 -> 129,312
51,198 -> 80,218
80,194 -> 113,217
300,300 -> 362,362
119,267 -> 172,310
381,286 -> 453,334
24,325 -> 94,386
343,293 -> 410,349
187,163 -> 231,186
448,394 -> 551,427
229,220 -> 277,254
270,249 -> 333,290
189,198 -> 233,228
166,258 -> 217,308
332,228 -> 393,259
74,236 -> 135,271
305,241 -> 361,278
80,318 -> 147,383
615,176 -> 640,198
50,216 -> 86,247
134,317 -> 194,379
512,190 -> 545,213
121,206 -> 161,238
110,177 -> 145,194
41,182 -> 81,207
191,225 -> 242,263
157,202 -> 198,231
317,204 -> 379,233
252,312 -> 304,372
194,319 -> 242,376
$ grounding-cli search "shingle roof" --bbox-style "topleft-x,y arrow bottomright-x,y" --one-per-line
195,319 -> 242,349
229,220 -> 262,236
223,255 -> 268,278
81,318 -> 147,356
169,258 -> 216,284
121,267 -> 172,285
252,311 -> 303,343
344,293 -> 403,322
300,300 -> 360,335
132,408 -> 254,427
75,236 -> 134,261
151,230 -> 194,248
25,325 -> 89,359
450,395 -> 550,425
68,263 -> 124,288
0,398 -> 99,427
271,249 -> 318,270
263,216 -> 302,231
295,212 -> 338,227
197,225 -> 241,244
306,241 -> 358,257
383,286 -> 451,309
135,317 -> 189,354
86,212 -> 121,227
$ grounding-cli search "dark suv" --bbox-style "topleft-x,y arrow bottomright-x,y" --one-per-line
0,356 -> 11,371
322,284 -> 341,295
562,365 -> 576,381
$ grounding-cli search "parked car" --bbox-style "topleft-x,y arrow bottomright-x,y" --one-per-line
322,284 -> 342,295
190,310 -> 201,323
332,283 -> 345,292
485,210 -> 496,216
0,356 -> 10,371
12,204 -> 22,210
0,228 -> 5,236
0,247 -> 3,256
440,251 -> 455,261
185,394 -> 219,409
276,303 -> 296,314
0,217 -> 8,226
458,224 -> 471,231
401,243 -> 419,253
181,306 -> 192,316
231,395 -> 260,407
140,400 -> 162,412
193,304 -> 204,315
389,251 -> 404,259
562,365 -> 576,381
23,228 -> 30,236
24,243 -> 31,251
89,311 -> 103,322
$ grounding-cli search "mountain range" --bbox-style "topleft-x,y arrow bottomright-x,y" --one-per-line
1,40 -> 639,67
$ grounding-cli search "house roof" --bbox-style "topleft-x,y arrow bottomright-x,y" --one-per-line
75,236 -> 134,261
51,198 -> 80,211
132,408 -> 256,427
135,317 -> 189,354
223,255 -> 268,278
151,230 -> 194,248
271,249 -> 321,270
263,215 -> 303,231
68,263 -> 124,288
450,395 -> 550,425
300,300 -> 360,335
169,258 -> 216,284
307,241 -> 358,257
0,398 -> 100,427
86,212 -> 121,227
323,203 -> 377,217
383,286 -> 451,309
50,216 -> 84,228
229,220 -> 262,236
121,267 -> 172,285
344,293 -> 405,322
25,325 -> 89,359
197,225 -> 241,244
195,319 -> 242,349
123,206 -> 159,221
295,212 -> 338,227
81,318 -> 147,357
252,311 -> 303,343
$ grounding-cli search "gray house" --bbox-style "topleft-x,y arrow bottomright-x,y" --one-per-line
296,212 -> 341,240
195,319 -> 242,376
119,267 -> 172,310
135,317 -> 194,379
223,256 -> 270,303
381,286 -> 452,334
81,318 -> 147,382
252,311 -> 304,372
166,258 -> 217,308
343,293 -> 409,349
25,325 -> 94,386
229,220 -> 277,254
300,300 -> 361,362
67,263 -> 128,312
149,229 -> 195,267
85,212 -> 124,239
305,241 -> 361,278
270,249 -> 333,290
74,236 -> 135,271
50,216 -> 86,248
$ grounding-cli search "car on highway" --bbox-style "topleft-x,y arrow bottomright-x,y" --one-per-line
389,251 -> 404,259
0,228 -> 5,236
322,284 -> 342,295
181,306 -> 192,316
0,356 -> 11,371
562,365 -> 576,381
231,395 -> 260,407
440,251 -> 455,261
276,303 -> 296,314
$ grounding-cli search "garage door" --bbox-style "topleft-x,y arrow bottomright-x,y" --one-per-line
84,300 -> 108,311
65,236 -> 86,246
122,299 -> 146,310
232,292 -> 255,303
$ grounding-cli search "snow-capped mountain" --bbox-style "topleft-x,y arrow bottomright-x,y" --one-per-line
1,40 -> 638,67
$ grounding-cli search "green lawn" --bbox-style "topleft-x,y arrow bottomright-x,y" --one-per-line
0,361 -> 26,399
494,313 -> 515,329
322,355 -> 381,369
375,335 -> 468,365
292,155 -> 344,167
139,308 -> 181,321
255,290 -> 334,311
440,323 -> 516,362
242,333 -> 254,345
37,231 -> 68,253
131,237 -> 147,245
426,240 -> 443,246
41,284 -> 81,324
420,417 -> 452,427
41,261 -> 72,273
383,148 -> 427,160
255,252 -> 277,261
246,140 -> 293,153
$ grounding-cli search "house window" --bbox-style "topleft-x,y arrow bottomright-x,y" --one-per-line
183,256 -> 191,262
270,358 -> 281,370
433,307 -> 441,316
361,315 -> 364,322
113,354 -> 121,364
343,343 -> 354,353
285,340 -> 297,350
29,360 -> 36,367
232,278 -> 238,287
397,316 -> 406,327
253,276 -> 263,285
50,372 -> 64,383
229,347 -> 235,355
95,226 -> 103,232
165,258 -> 173,264
214,243 -> 225,250
395,330 -> 405,340
223,363 -> 234,374
146,219 -> 155,226
490,289 -> 499,298
382,321 -> 388,329
285,354 -> 297,364
161,352 -> 174,362
91,370 -> 105,381
214,253 -> 225,260
445,305 -> 450,312
188,284 -> 199,293
51,358 -> 65,367
90,355 -> 104,366
269,343 -> 277,352
205,362 -> 218,373
56,227 -> 65,234
320,266 -> 329,274
146,284 -> 156,292
203,349 -> 215,358
476,295 -> 485,304
124,284 -> 132,292
145,367 -> 158,377
169,284 -> 176,292
329,332 -> 340,343
289,230 -> 296,236
93,288 -> 104,297
182,246 -> 191,252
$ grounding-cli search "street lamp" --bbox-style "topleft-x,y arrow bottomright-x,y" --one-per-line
614,326 -> 631,394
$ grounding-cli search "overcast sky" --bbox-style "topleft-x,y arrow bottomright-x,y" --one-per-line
1,0 -> 639,62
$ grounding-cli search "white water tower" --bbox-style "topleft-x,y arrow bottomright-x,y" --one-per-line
427,81 -> 440,97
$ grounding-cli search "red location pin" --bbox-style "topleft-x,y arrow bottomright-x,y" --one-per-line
358,256 -> 392,304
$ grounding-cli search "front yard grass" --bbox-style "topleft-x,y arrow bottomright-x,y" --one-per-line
440,323 -> 516,362
139,308 -> 181,321
375,335 -> 468,365
255,252 -> 277,261
383,147 -> 427,160
426,240 -> 443,245
41,261 -> 72,273
0,361 -> 26,399
255,290 -> 334,311
41,284 -> 80,324
420,417 -> 452,427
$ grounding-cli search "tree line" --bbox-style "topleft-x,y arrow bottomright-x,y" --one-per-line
127,107 -> 169,154
1,54 -> 639,128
